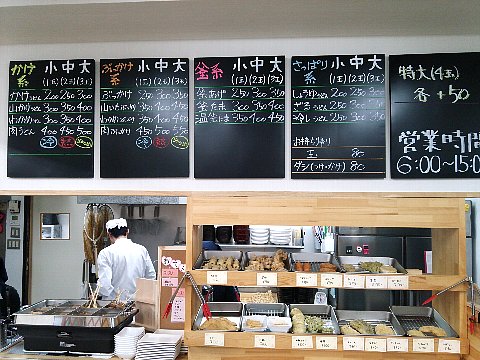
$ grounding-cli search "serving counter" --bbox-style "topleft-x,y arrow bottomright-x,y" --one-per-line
184,193 -> 471,360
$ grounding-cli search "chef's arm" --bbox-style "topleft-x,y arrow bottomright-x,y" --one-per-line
144,252 -> 156,280
96,253 -> 115,298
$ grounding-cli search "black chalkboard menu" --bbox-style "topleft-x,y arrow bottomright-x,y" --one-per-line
291,55 -> 386,179
390,52 -> 480,178
194,56 -> 285,178
100,58 -> 189,178
8,59 -> 95,177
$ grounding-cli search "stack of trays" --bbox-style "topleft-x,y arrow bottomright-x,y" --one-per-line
114,326 -> 145,359
269,226 -> 292,245
135,333 -> 182,360
154,329 -> 187,354
249,226 -> 270,244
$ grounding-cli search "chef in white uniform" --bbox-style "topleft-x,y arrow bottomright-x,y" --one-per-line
97,218 -> 156,301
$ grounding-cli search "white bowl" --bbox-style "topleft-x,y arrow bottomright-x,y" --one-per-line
116,326 -> 145,338
114,350 -> 136,360
242,315 -> 268,332
267,316 -> 292,333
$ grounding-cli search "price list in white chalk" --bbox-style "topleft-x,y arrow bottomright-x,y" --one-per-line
100,58 -> 189,178
194,56 -> 285,178
291,54 -> 386,179
8,59 -> 95,178
390,52 -> 480,178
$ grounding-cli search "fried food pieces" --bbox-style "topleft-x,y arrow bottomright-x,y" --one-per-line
340,325 -> 360,335
245,250 -> 288,271
418,326 -> 447,337
349,319 -> 375,335
202,256 -> 240,270
375,324 -> 395,335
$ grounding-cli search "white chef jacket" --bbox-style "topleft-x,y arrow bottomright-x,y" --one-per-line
97,237 -> 156,301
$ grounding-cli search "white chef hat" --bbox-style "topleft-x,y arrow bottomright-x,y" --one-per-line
106,218 -> 128,231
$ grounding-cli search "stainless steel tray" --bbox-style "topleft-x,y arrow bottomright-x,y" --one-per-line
289,304 -> 340,334
390,306 -> 458,337
193,302 -> 242,332
243,303 -> 289,317
335,310 -> 405,336
291,253 -> 341,272
194,250 -> 243,270
244,251 -> 291,271
337,256 -> 407,274
14,299 -> 137,328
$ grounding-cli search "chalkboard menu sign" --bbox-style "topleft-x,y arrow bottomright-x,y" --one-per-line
390,52 -> 480,178
194,56 -> 285,178
100,58 -> 189,178
8,59 -> 95,177
291,55 -> 386,179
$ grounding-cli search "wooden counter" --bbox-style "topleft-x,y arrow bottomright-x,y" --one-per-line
0,341 -> 188,360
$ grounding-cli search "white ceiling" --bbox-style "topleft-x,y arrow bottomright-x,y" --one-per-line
0,0 -> 479,45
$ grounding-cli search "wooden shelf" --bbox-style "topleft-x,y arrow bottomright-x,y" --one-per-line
185,331 -> 469,354
189,271 -> 467,291
185,194 -> 469,359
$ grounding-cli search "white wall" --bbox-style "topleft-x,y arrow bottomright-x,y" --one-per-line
31,196 -> 85,302
1,35 -> 480,193
4,195 -> 24,300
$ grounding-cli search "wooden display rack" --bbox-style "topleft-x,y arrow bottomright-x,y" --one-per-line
184,193 -> 470,359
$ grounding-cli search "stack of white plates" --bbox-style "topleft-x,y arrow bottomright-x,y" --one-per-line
136,333 -> 182,360
154,329 -> 187,354
269,226 -> 292,245
249,226 -> 270,244
114,326 -> 145,360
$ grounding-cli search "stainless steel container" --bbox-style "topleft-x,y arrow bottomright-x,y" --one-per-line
289,304 -> 340,334
243,303 -> 289,317
335,310 -> 405,336
194,250 -> 243,270
244,251 -> 291,271
291,253 -> 341,272
337,256 -> 407,274
390,306 -> 458,337
193,302 -> 243,331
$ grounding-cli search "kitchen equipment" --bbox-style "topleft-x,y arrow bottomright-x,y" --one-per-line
421,276 -> 470,305
14,299 -> 137,353
335,310 -> 405,336
193,302 -> 243,331
243,303 -> 289,317
390,306 -> 458,337
336,233 -> 404,311
289,304 -> 340,334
